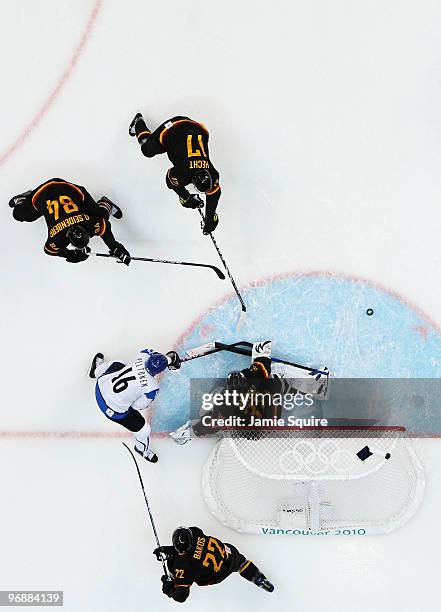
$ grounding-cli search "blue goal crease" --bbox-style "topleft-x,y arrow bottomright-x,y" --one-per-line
152,275 -> 441,433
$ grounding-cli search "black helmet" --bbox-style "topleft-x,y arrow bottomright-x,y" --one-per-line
227,370 -> 248,392
172,527 -> 193,554
66,224 -> 90,249
192,169 -> 212,193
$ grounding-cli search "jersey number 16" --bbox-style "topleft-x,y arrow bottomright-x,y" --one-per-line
112,367 -> 136,393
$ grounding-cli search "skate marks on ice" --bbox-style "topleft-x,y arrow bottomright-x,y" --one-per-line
153,272 -> 441,432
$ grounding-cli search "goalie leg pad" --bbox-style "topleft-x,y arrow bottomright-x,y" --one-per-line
170,421 -> 193,445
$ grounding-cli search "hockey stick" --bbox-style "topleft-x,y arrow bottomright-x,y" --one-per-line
179,340 -> 251,363
180,340 -> 329,396
214,341 -> 329,376
198,209 -> 247,325
122,442 -> 171,578
92,252 -> 225,279
180,340 -> 328,376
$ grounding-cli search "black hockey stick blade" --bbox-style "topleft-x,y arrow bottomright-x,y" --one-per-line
180,340 -> 252,363
93,252 -> 225,279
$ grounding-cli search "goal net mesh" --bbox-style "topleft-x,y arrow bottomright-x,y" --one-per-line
202,429 -> 425,534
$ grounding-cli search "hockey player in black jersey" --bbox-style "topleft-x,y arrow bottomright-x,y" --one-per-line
154,526 -> 274,602
9,178 -> 130,264
129,113 -> 221,234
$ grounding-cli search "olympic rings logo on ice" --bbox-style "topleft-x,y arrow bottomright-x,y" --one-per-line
278,439 -> 355,476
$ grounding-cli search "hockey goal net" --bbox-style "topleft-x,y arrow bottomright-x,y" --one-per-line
202,428 -> 425,535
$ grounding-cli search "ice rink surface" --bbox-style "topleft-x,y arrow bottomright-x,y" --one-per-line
1,1 -> 441,610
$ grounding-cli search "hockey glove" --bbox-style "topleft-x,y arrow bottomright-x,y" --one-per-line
109,242 -> 131,266
179,194 -> 204,209
9,190 -> 32,208
166,351 -> 182,370
202,213 -> 219,235
65,249 -> 89,264
161,575 -> 175,597
153,546 -> 175,561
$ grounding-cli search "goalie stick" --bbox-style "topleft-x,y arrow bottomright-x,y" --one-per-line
181,340 -> 327,375
122,443 -> 171,578
218,341 -> 328,375
179,340 -> 330,401
179,340 -> 330,398
180,341 -> 248,363
92,252 -> 225,279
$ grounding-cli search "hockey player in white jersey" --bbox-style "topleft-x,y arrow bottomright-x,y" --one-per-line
89,347 -> 181,461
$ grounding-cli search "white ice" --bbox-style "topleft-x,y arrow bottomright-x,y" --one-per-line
1,1 -> 441,610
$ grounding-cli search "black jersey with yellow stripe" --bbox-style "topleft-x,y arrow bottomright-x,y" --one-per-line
167,527 -> 236,591
11,177 -> 118,259
25,178 -> 110,257
159,119 -> 221,211
240,356 -> 284,420
159,118 -> 210,163
30,179 -> 91,225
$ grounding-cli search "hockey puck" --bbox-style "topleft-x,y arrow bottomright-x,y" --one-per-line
366,308 -> 374,316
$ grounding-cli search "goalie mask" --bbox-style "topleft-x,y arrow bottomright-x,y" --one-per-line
66,224 -> 90,249
227,370 -> 248,391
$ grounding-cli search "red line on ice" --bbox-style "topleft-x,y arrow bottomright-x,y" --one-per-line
0,0 -> 103,167
0,431 -> 169,439
0,429 -> 437,439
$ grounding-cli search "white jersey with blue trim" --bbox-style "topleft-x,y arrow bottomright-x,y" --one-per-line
97,349 -> 161,414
